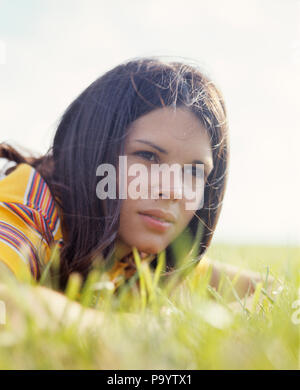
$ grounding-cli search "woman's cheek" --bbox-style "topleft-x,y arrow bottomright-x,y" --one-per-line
119,156 -> 152,200
172,206 -> 196,239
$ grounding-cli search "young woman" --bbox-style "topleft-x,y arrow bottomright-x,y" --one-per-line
0,57 -> 263,310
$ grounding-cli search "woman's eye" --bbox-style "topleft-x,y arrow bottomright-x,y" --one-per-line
134,151 -> 159,163
185,165 -> 203,177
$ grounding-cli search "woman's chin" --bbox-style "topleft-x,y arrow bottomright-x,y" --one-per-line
133,240 -> 167,256
119,231 -> 171,256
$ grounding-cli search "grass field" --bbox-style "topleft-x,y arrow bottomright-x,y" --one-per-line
0,243 -> 299,370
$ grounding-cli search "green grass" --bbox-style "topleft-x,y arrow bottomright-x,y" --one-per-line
0,243 -> 299,369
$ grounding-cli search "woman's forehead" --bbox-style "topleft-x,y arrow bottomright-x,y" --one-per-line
126,107 -> 213,158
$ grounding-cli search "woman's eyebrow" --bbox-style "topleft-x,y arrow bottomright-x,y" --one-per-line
134,140 -> 213,174
134,139 -> 167,154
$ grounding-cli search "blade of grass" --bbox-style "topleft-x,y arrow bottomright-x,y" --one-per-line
64,272 -> 82,302
132,247 -> 147,311
39,242 -> 61,288
223,274 -> 251,315
79,269 -> 101,308
251,281 -> 263,313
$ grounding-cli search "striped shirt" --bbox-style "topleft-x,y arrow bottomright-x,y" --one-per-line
0,162 -> 63,281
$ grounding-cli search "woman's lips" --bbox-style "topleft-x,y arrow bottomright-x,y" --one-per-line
138,209 -> 175,233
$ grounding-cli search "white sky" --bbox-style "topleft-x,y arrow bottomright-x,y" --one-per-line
0,0 -> 299,245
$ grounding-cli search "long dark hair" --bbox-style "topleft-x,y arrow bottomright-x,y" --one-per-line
0,57 -> 229,290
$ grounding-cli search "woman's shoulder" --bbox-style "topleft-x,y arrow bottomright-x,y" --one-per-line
0,161 -> 63,281
0,161 -> 34,204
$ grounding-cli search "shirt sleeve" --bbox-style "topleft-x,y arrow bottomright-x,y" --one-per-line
0,203 -> 46,282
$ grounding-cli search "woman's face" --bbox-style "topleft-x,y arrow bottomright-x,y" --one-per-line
118,106 -> 213,255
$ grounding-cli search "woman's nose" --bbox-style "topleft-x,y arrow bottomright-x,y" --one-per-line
149,164 -> 184,201
158,174 -> 183,200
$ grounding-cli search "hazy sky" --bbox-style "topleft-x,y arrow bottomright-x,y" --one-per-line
0,0 -> 299,245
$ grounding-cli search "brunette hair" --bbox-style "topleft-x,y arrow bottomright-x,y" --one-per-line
0,57 -> 229,289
